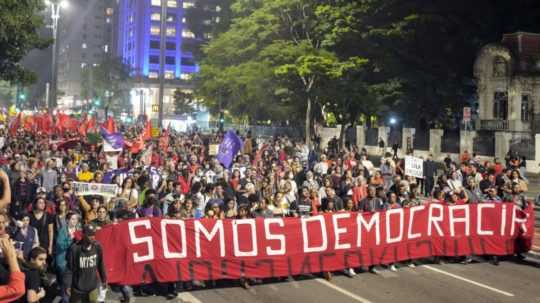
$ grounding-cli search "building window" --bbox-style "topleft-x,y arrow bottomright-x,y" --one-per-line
180,73 -> 191,80
129,15 -> 134,23
165,71 -> 175,79
82,43 -> 87,49
150,40 -> 160,49
129,30 -> 134,37
148,71 -> 159,79
493,57 -> 507,77
151,0 -> 161,6
167,0 -> 177,8
216,5 -> 221,12
166,13 -> 175,22
106,8 -> 114,16
183,1 -> 194,8
182,17 -> 186,23
181,57 -> 195,66
106,18 -> 111,24
521,94 -> 530,122
149,56 -> 159,64
151,13 -> 160,21
166,27 -> 176,37
81,62 -> 87,69
182,29 -> 195,38
204,32 -> 213,39
166,42 -> 175,50
151,26 -> 160,35
165,56 -> 175,65
104,45 -> 109,53
493,91 -> 508,120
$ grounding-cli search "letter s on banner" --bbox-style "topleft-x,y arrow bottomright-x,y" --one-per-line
161,219 -> 187,258
264,218 -> 286,255
302,216 -> 328,253
128,220 -> 154,263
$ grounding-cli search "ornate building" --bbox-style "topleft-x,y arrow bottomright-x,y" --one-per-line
474,32 -> 540,133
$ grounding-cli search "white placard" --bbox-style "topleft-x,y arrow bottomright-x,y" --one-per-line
405,155 -> 424,179
72,182 -> 119,197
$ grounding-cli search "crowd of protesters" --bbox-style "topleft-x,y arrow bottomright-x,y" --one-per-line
0,119 -> 534,302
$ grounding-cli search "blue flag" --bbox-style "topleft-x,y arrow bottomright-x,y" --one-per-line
216,130 -> 243,168
100,127 -> 124,150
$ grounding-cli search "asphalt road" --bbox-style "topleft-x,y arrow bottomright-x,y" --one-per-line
103,256 -> 540,303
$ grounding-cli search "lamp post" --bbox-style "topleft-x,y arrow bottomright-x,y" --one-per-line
45,0 -> 68,112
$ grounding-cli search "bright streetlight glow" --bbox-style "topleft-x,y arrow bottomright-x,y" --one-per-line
60,0 -> 69,9
390,117 -> 397,125
44,0 -> 51,6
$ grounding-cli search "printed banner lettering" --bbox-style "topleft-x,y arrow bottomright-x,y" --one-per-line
96,203 -> 535,285
73,182 -> 119,197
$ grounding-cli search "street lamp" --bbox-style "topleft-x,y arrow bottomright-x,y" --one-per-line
45,0 -> 68,112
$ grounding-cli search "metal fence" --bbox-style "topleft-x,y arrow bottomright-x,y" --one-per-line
414,129 -> 430,150
366,128 -> 379,146
509,132 -> 536,161
441,130 -> 460,153
199,123 -> 304,139
473,130 -> 495,156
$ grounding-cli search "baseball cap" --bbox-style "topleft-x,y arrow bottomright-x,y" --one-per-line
83,224 -> 97,236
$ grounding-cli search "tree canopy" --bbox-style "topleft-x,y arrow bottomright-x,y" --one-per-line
0,0 -> 50,84
194,0 -> 540,135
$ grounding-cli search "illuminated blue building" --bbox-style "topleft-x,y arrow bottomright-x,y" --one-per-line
117,0 -> 199,118
117,0 -> 198,81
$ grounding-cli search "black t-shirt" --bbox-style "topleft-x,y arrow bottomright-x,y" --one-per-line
30,212 -> 53,250
18,268 -> 41,303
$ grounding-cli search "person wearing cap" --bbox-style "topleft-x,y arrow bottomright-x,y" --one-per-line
64,224 -> 107,303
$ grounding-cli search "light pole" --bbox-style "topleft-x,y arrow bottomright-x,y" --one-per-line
45,0 -> 68,112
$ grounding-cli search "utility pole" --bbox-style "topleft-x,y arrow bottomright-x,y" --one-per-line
157,2 -> 168,128
46,0 -> 68,112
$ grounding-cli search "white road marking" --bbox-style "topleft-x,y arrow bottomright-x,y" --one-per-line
315,278 -> 374,303
423,265 -> 514,297
268,284 -> 279,291
528,250 -> 540,256
177,292 -> 204,303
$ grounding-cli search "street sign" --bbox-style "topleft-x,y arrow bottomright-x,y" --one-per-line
151,127 -> 160,138
463,107 -> 471,122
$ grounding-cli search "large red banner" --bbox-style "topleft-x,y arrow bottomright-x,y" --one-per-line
96,203 -> 535,285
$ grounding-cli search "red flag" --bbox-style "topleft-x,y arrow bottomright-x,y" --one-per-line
126,134 -> 145,154
23,115 -> 35,132
42,113 -> 53,134
159,129 -> 169,151
87,117 -> 96,133
9,113 -> 22,136
103,117 -> 117,133
142,119 -> 152,141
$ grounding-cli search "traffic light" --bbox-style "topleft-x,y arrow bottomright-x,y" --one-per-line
18,92 -> 26,101
94,98 -> 101,106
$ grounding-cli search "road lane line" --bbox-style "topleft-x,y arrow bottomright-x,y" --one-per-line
177,292 -> 204,303
423,265 -> 514,297
315,278 -> 374,303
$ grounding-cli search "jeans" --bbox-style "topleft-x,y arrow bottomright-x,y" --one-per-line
69,288 -> 98,303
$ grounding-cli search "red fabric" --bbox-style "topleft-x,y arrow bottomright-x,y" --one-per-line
177,175 -> 191,194
103,117 -> 117,133
23,115 -> 35,132
0,272 -> 25,303
96,202 -> 535,285
126,135 -> 145,154
159,130 -> 170,151
9,113 -> 22,136
142,120 -> 152,141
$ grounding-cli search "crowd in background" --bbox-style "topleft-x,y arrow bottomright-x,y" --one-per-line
0,122 -> 533,302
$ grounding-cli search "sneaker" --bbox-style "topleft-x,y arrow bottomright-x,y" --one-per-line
344,268 -> 356,277
323,272 -> 332,281
461,257 -> 473,264
369,267 -> 379,274
408,263 -> 416,268
389,265 -> 397,272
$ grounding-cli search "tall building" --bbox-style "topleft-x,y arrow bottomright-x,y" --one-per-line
56,0 -> 117,109
117,0 -> 199,118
